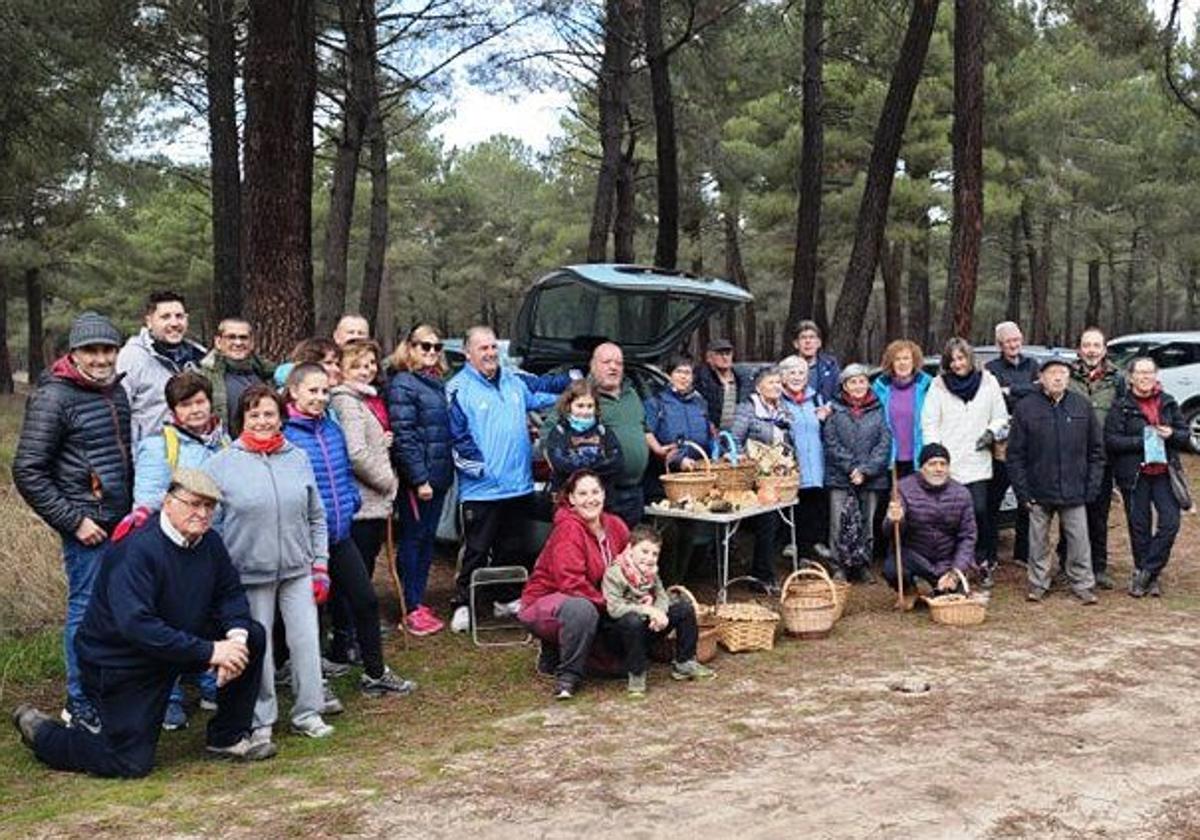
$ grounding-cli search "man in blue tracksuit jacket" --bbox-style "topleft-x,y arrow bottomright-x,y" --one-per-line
447,326 -> 561,629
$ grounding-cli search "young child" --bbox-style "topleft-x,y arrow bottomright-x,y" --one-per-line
602,525 -> 714,697
544,380 -> 623,495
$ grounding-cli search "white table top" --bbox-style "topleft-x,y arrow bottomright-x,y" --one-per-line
642,499 -> 795,524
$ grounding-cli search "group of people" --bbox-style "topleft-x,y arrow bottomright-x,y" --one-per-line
8,295 -> 1190,776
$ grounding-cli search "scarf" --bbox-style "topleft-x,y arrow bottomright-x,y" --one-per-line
239,431 -> 286,454
842,389 -> 878,419
943,369 -> 983,403
1134,384 -> 1164,426
617,550 -> 656,593
153,338 -> 200,368
784,386 -> 809,406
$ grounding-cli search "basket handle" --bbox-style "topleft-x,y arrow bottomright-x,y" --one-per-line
664,440 -> 712,475
780,564 -> 837,606
954,568 -> 970,596
668,584 -> 699,611
715,430 -> 740,463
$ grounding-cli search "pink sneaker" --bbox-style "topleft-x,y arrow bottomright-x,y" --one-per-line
404,606 -> 444,636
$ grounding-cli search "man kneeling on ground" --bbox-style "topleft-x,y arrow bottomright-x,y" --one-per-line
883,443 -> 978,608
12,469 -> 274,777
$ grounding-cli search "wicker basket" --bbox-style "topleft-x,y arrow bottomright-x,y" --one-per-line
784,564 -> 852,622
714,600 -> 780,653
670,585 -> 720,664
925,569 -> 987,627
659,442 -> 716,503
756,474 -> 800,504
711,459 -> 758,493
779,566 -> 838,638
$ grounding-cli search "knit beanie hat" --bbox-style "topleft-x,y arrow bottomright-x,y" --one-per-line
69,312 -> 122,350
918,442 -> 951,466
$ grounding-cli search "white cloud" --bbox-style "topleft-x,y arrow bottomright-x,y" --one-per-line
433,84 -> 570,153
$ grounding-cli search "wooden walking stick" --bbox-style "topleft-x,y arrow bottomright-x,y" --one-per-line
386,513 -> 410,648
891,463 -> 906,610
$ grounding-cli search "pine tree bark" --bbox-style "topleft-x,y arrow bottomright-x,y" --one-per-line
358,0 -> 386,328
1106,251 -> 1121,336
1032,216 -> 1053,344
319,0 -> 373,334
206,0 -> 242,320
1155,261 -> 1165,331
723,206 -> 756,357
828,0 -> 940,361
1006,215 -> 1022,325
946,0 -> 984,340
1187,261 -> 1198,326
643,0 -> 677,269
587,0 -> 635,262
0,268 -> 12,393
786,0 -> 825,337
1123,229 -> 1138,334
881,238 -> 904,343
907,200 -> 931,349
614,120 -> 637,262
1085,259 -> 1101,329
25,267 -> 44,381
1063,253 -> 1074,345
243,0 -> 317,358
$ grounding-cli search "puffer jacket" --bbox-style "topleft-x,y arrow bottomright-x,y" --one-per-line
731,395 -> 792,451
520,504 -> 630,612
330,384 -> 398,520
644,387 -> 712,467
783,388 -> 825,489
14,356 -> 133,534
1007,388 -> 1103,507
872,371 -> 932,465
283,410 -> 362,544
822,394 -> 892,491
204,439 -> 328,584
388,370 -> 454,491
920,371 -> 1009,486
133,421 -> 230,510
1068,359 -> 1124,426
1104,388 -> 1190,492
543,418 -> 623,493
116,327 -> 206,447
886,473 -> 977,574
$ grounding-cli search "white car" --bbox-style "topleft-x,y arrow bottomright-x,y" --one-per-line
1108,332 -> 1200,451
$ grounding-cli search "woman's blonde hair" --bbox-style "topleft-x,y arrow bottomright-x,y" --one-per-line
389,324 -> 448,375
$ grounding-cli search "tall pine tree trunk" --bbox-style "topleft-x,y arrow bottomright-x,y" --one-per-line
881,238 -> 904,342
723,206 -> 756,356
358,3 -> 387,328
946,0 -> 984,340
587,0 -> 635,262
1006,215 -> 1022,325
1187,260 -> 1198,326
907,198 -> 931,349
786,0 -> 824,339
1123,229 -> 1138,334
1032,216 -> 1053,344
243,0 -> 317,358
206,0 -> 242,320
0,268 -> 12,392
25,267 -> 44,381
614,119 -> 637,262
1106,251 -> 1121,337
1085,259 -> 1102,329
643,0 -> 677,269
1155,261 -> 1166,330
828,0 -> 940,360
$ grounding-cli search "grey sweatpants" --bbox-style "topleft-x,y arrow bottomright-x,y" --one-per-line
1028,503 -> 1094,593
244,575 -> 324,729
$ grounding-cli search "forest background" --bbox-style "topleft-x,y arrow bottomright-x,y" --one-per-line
4,0 -> 1200,380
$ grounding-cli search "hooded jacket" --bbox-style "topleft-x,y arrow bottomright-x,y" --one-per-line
520,504 -> 630,611
388,369 -> 454,491
283,411 -> 362,544
330,384 -> 398,520
133,421 -> 230,511
14,356 -> 133,534
116,327 -> 207,447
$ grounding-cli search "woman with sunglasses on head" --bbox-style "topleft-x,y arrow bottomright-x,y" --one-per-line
387,326 -> 453,636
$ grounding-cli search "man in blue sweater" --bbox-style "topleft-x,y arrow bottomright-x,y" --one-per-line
12,469 -> 274,777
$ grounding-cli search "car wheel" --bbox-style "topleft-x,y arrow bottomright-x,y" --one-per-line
1187,406 -> 1200,454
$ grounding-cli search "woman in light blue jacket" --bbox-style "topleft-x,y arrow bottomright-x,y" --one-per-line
780,355 -> 832,559
871,339 -> 932,478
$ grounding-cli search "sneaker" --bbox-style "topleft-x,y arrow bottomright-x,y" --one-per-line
361,666 -> 417,697
979,562 -> 995,590
1130,570 -> 1150,598
61,700 -> 101,735
405,607 -> 444,637
291,716 -> 335,739
627,672 -> 647,698
162,700 -> 188,731
493,598 -> 522,619
322,681 -> 344,716
553,679 -> 576,701
814,543 -> 833,560
1149,577 -> 1163,598
207,735 -> 279,762
249,726 -> 273,746
12,704 -> 55,749
451,605 -> 471,634
1026,588 -> 1046,603
321,657 -> 352,679
671,659 -> 716,681
1072,588 -> 1099,606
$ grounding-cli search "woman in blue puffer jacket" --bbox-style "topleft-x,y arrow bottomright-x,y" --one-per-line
284,363 -> 412,697
387,325 -> 454,636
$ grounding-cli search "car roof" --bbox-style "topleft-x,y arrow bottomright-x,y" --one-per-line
560,264 -> 754,303
1108,332 -> 1200,344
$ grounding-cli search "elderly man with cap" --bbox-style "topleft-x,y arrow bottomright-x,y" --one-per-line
12,469 -> 274,777
1005,355 -> 1104,604
883,443 -> 977,606
14,311 -> 132,735
693,337 -> 751,433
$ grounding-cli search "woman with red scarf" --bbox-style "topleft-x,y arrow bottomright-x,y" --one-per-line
1105,357 -> 1191,597
822,364 -> 893,582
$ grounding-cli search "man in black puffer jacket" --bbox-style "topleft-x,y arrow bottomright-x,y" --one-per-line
13,311 -> 132,734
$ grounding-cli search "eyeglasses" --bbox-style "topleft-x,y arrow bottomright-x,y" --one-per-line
169,493 -> 217,513
222,334 -> 252,342
417,341 -> 444,352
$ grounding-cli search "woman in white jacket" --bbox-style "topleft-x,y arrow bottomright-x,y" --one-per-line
921,337 -> 1009,582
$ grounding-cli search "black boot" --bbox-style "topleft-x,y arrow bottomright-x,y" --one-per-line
1129,569 -> 1151,598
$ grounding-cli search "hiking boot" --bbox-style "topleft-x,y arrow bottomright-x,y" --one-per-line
627,672 -> 647,698
671,659 -> 716,681
1094,571 -> 1115,591
1072,587 -> 1098,606
61,699 -> 101,735
161,700 -> 188,731
1148,577 -> 1163,598
1129,570 -> 1151,598
360,666 -> 417,697
291,715 -> 335,739
1026,587 -> 1046,603
553,678 -> 576,701
12,704 -> 55,749
321,657 -> 352,679
207,735 -> 278,762
322,681 -> 344,716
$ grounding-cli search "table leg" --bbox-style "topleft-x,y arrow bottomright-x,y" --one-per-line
718,519 -> 743,604
778,504 -> 799,574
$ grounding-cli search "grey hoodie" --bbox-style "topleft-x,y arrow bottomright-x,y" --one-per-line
203,439 -> 328,585
117,327 -> 207,447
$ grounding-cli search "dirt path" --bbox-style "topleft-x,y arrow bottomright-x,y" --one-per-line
365,593 -> 1200,840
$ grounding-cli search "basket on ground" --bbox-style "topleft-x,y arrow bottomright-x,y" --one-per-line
784,563 -> 851,621
714,599 -> 779,653
756,474 -> 800,504
669,585 -> 720,663
925,569 -> 987,627
659,441 -> 717,503
780,566 -> 838,638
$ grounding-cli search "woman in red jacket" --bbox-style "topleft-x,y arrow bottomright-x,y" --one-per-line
519,469 -> 629,700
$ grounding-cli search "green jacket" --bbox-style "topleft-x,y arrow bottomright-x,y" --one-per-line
199,350 -> 276,436
602,562 -> 668,619
1067,359 -> 1124,426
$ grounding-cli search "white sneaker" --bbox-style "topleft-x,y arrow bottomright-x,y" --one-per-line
451,605 -> 471,633
291,715 -> 334,739
249,725 -> 273,746
322,680 -> 344,716
492,598 -> 522,619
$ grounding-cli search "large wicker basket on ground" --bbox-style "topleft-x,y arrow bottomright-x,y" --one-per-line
779,566 -> 838,638
784,563 -> 851,621
925,569 -> 987,627
659,441 -> 717,503
714,600 -> 780,653
670,585 -> 720,663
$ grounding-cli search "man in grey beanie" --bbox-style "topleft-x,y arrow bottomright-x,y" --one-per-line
13,311 -> 133,735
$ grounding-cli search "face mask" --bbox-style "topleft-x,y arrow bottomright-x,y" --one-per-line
568,415 -> 596,433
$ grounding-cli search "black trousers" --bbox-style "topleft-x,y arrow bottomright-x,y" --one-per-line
1123,474 -> 1182,578
327,537 -> 384,678
966,479 -> 994,565
34,621 -> 266,778
883,548 -> 963,593
988,460 -> 1029,563
608,484 -> 645,530
331,518 -> 389,658
612,601 -> 699,675
794,488 -> 829,549
455,494 -> 535,607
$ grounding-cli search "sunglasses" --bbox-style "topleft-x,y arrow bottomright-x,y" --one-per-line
416,340 -> 444,352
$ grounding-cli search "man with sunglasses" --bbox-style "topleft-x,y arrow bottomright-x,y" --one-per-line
694,338 -> 750,434
200,318 -> 275,436
13,469 -> 275,776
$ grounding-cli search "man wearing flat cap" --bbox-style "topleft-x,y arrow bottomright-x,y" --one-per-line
694,337 -> 751,433
12,468 -> 274,777
883,443 -> 977,607
1005,355 -> 1104,605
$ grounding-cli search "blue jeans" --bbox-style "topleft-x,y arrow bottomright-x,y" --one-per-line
168,670 -> 218,706
63,537 -> 106,707
396,487 -> 446,608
